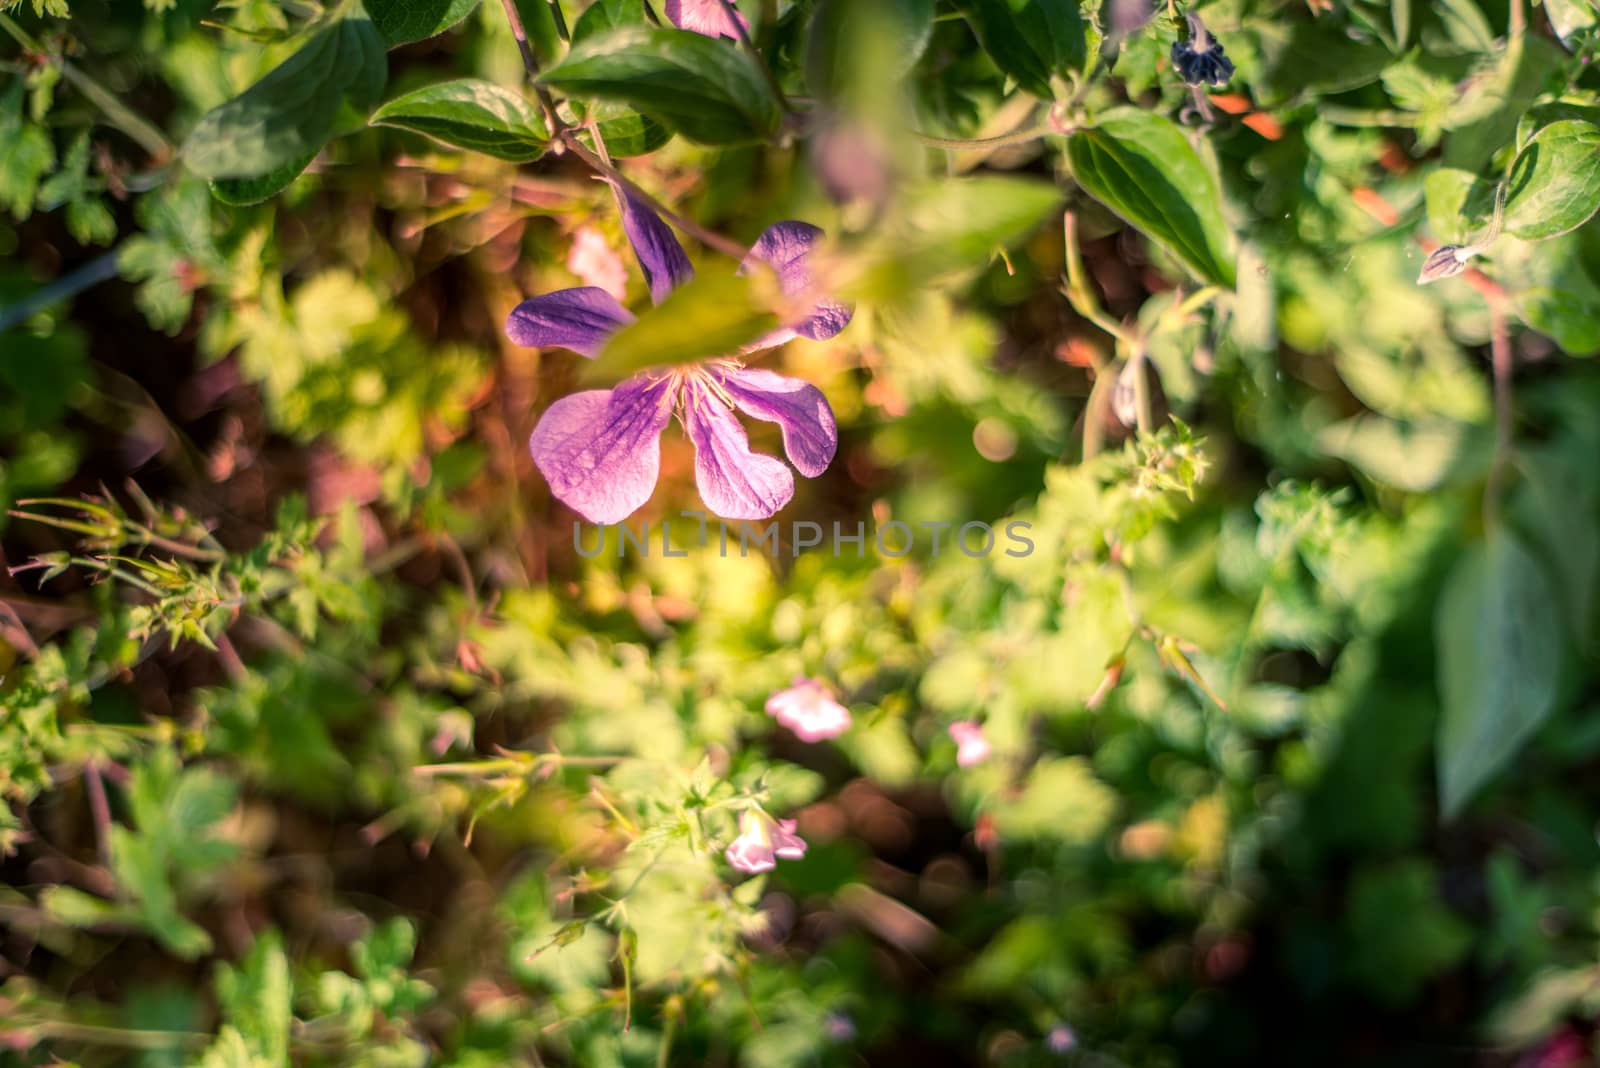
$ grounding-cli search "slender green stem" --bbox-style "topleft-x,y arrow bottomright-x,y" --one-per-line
914,122 -> 1054,150
547,0 -> 570,40
69,557 -> 166,597
656,1007 -> 678,1068
1318,105 -> 1417,129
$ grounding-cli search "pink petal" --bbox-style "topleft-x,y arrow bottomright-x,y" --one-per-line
719,368 -> 838,478
682,379 -> 794,520
742,221 -> 854,342
665,0 -> 748,39
528,377 -> 675,523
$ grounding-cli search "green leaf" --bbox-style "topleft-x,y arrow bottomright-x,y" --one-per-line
568,100 -> 674,156
1546,0 -> 1599,46
0,80 -> 55,219
1066,108 -> 1236,287
564,5 -> 672,156
571,0 -> 643,38
367,0 -> 481,46
183,8 -> 388,180
1344,861 -> 1472,1006
1503,119 -> 1600,240
1435,531 -> 1567,819
210,149 -> 319,207
1249,19 -> 1392,106
213,931 -> 292,1067
956,0 -> 1085,98
372,78 -> 548,161
861,175 -> 1058,296
540,26 -> 782,145
586,268 -> 777,383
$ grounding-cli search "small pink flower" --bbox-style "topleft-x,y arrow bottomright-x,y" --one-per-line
770,817 -> 806,859
948,721 -> 992,767
725,810 -> 807,874
766,677 -> 851,742
565,225 -> 628,301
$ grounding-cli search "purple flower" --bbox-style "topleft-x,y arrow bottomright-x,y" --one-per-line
726,810 -> 808,874
666,0 -> 749,40
507,188 -> 850,523
1171,13 -> 1234,87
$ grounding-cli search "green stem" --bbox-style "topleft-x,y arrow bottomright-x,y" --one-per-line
655,1007 -> 677,1068
497,0 -> 565,134
914,122 -> 1053,151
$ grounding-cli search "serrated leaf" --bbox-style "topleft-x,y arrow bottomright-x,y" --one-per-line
1504,119 -> 1600,240
183,8 -> 387,180
373,78 -> 548,161
367,0 -> 481,46
0,81 -> 55,219
1066,108 -> 1236,287
956,0 -> 1085,97
540,25 -> 782,145
586,268 -> 777,383
1435,531 -> 1567,819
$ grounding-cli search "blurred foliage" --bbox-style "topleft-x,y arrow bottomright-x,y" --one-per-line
2,0 -> 1600,1066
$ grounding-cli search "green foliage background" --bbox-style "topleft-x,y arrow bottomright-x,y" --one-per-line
2,0 -> 1600,1065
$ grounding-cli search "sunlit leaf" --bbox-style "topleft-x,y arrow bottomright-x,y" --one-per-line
587,268 -> 777,383
372,78 -> 548,161
1504,119 -> 1600,240
1066,108 -> 1236,287
540,26 -> 782,145
367,0 -> 481,46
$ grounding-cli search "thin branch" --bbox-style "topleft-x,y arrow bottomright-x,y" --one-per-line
0,250 -> 122,336
498,0 -> 566,134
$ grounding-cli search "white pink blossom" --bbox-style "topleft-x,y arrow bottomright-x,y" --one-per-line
725,810 -> 807,874
948,721 -> 992,767
766,677 -> 852,742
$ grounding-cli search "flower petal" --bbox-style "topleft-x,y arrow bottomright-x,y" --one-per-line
614,183 -> 694,304
771,818 -> 807,860
720,368 -> 837,478
683,380 -> 794,520
742,221 -> 854,341
665,0 -> 748,39
529,377 -> 675,523
506,287 -> 635,357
